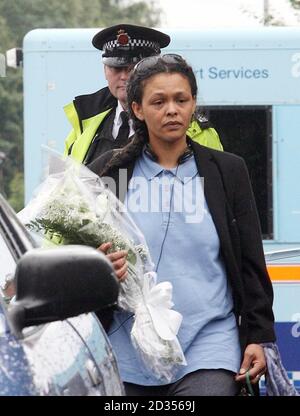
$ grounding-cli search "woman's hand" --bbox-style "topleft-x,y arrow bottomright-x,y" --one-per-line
235,343 -> 266,384
98,242 -> 128,282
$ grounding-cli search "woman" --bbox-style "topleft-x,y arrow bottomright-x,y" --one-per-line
88,54 -> 275,396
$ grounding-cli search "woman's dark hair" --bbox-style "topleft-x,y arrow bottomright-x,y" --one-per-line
101,56 -> 197,176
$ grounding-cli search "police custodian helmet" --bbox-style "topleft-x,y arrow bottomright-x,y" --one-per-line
92,23 -> 170,67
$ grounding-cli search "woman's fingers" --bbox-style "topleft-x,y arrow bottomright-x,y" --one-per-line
107,250 -> 128,263
96,243 -> 128,281
109,252 -> 128,281
114,262 -> 128,282
109,256 -> 126,270
251,367 -> 266,384
243,367 -> 266,384
235,344 -> 266,384
97,242 -> 112,254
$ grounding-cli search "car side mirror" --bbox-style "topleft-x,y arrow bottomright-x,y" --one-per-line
8,246 -> 119,337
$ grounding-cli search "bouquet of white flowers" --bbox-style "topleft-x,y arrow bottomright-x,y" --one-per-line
19,155 -> 186,382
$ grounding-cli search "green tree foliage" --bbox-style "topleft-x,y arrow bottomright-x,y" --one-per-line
264,0 -> 300,26
0,71 -> 23,198
290,0 -> 300,9
8,171 -> 24,212
0,0 -> 161,210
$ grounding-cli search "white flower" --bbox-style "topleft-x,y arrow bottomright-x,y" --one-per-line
95,194 -> 109,221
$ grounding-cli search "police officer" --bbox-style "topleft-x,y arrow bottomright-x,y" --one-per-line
63,24 -> 222,165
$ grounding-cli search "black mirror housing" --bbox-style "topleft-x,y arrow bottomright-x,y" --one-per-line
9,246 -> 119,335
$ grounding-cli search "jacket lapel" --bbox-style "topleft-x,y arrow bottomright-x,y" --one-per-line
191,143 -> 234,263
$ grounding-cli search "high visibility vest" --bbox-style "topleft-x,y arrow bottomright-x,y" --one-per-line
187,119 -> 223,151
64,102 -> 113,163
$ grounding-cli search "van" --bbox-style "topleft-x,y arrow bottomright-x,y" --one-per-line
22,27 -> 300,393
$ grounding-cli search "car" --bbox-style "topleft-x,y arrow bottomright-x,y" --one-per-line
264,248 -> 300,394
0,193 -> 124,396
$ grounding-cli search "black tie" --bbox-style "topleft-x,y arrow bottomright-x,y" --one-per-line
116,111 -> 130,142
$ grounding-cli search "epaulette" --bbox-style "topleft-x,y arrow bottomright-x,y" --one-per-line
195,114 -> 211,130
194,107 -> 212,130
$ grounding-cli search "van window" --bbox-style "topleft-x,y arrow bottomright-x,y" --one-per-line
203,106 -> 273,240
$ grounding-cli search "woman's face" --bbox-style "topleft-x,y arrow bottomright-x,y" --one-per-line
132,72 -> 196,147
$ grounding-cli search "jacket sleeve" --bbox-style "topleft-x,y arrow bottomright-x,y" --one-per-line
232,157 -> 275,344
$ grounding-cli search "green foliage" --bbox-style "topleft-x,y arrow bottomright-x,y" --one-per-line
0,69 -> 23,205
290,0 -> 300,9
0,0 -> 161,210
265,0 -> 300,26
97,0 -> 161,27
8,171 -> 24,211
0,0 -> 161,46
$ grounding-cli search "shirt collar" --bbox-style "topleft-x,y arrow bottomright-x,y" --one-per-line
114,101 -> 135,138
139,146 -> 198,184
115,101 -> 124,124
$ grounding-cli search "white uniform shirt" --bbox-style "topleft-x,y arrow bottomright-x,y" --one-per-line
112,101 -> 135,139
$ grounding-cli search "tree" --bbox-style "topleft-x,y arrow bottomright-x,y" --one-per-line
0,0 -> 162,210
265,0 -> 300,25
0,71 -> 23,198
0,0 -> 161,48
241,0 -> 300,26
290,0 -> 300,9
8,171 -> 24,212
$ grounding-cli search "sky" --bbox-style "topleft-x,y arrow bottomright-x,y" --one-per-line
158,0 -> 300,28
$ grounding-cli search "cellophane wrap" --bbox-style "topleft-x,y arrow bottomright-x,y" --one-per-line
19,155 -> 186,382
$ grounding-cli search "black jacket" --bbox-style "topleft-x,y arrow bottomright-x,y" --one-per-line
89,140 -> 276,353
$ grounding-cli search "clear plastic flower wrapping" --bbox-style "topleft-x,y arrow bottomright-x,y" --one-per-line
19,154 -> 186,382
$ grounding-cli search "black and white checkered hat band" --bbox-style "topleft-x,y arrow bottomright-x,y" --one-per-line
104,39 -> 160,53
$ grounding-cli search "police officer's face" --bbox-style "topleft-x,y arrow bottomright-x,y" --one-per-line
104,65 -> 134,108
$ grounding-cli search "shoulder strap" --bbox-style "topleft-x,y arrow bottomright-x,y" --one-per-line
195,115 -> 211,130
194,107 -> 213,130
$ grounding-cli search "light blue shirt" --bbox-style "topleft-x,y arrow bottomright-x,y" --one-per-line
109,150 -> 241,385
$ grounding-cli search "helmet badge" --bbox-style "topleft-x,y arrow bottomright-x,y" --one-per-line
117,29 -> 130,46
